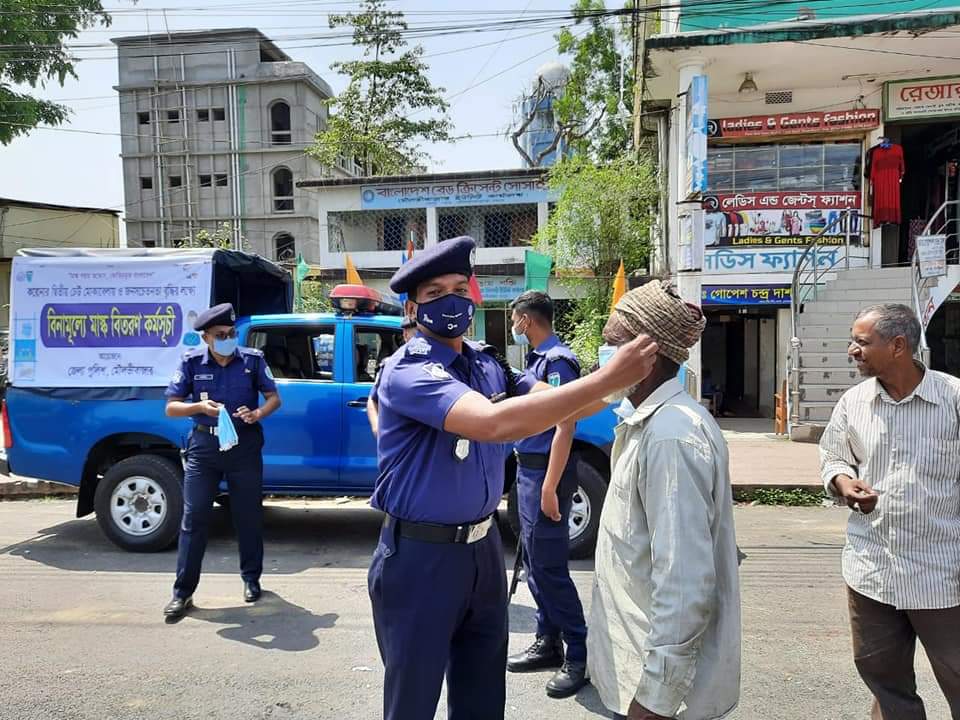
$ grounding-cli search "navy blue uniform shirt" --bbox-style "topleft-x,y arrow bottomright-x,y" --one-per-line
514,335 -> 580,455
165,346 -> 278,430
373,334 -> 534,525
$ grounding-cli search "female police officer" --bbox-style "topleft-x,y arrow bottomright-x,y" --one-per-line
370,236 -> 659,720
163,303 -> 281,621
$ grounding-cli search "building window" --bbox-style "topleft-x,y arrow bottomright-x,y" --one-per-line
215,173 -> 228,187
199,174 -> 212,188
272,167 -> 294,212
213,107 -> 226,122
270,101 -> 292,145
169,175 -> 182,188
382,216 -> 406,251
439,214 -> 467,241
707,141 -> 861,193
137,111 -> 150,126
167,110 -> 180,124
140,176 -> 153,190
274,233 -> 296,262
484,213 -> 511,248
197,109 -> 210,122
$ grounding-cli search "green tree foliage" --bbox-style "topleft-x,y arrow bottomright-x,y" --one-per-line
309,0 -> 453,176
177,223 -> 246,251
534,153 -> 658,365
553,0 -> 634,161
0,0 -> 111,145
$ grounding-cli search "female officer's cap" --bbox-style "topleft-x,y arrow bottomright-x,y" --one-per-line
194,303 -> 236,331
389,236 -> 476,295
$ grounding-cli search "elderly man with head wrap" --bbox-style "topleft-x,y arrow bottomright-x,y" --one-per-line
587,280 -> 742,720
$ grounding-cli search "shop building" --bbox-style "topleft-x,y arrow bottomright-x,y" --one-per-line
640,5 -> 960,435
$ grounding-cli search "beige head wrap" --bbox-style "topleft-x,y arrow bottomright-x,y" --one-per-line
612,280 -> 706,364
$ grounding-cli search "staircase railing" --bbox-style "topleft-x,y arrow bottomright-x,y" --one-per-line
788,209 -> 871,425
911,200 -> 960,365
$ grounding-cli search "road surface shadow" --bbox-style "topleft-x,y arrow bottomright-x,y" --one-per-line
574,683 -> 615,717
185,590 -> 338,652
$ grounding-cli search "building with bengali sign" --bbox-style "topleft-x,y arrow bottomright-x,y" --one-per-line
639,3 -> 960,426
299,168 -> 570,364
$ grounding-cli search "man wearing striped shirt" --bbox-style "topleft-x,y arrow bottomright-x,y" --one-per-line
820,303 -> 960,720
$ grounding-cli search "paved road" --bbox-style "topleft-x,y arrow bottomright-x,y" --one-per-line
0,500 -> 950,720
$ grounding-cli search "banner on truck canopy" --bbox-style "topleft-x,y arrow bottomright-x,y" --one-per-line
9,256 -> 213,387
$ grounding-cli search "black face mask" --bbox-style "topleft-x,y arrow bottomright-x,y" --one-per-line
416,294 -> 475,338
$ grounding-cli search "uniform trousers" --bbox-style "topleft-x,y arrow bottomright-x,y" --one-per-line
848,586 -> 960,720
174,425 -> 264,599
368,517 -> 508,720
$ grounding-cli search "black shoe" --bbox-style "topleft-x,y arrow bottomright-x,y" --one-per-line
507,636 -> 564,673
243,581 -> 262,603
163,596 -> 192,623
546,660 -> 588,699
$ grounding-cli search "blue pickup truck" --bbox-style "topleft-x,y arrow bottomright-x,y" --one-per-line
2,250 -> 616,558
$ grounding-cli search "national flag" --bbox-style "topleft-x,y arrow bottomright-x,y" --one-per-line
398,250 -> 409,304
523,249 -> 552,292
468,275 -> 483,304
610,260 -> 626,311
406,236 -> 415,261
345,253 -> 363,285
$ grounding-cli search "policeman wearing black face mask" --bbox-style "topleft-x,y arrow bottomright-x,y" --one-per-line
367,236 -> 663,720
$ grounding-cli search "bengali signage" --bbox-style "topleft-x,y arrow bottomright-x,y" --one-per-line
702,284 -> 792,305
705,246 -> 843,275
477,275 -> 523,302
684,75 -> 709,198
10,256 -> 213,387
702,192 -> 862,247
885,76 -> 960,122
360,176 -> 551,210
707,109 -> 879,139
917,234 -> 947,278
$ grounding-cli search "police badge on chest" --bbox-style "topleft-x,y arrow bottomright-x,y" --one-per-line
454,437 -> 470,461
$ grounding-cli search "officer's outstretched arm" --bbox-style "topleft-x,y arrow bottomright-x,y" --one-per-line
444,334 -> 658,443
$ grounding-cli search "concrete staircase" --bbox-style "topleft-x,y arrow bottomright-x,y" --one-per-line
790,267 -> 912,441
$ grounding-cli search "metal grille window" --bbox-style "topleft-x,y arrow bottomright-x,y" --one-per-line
274,233 -> 296,262
326,210 -> 427,253
765,91 -> 793,105
270,102 -> 292,145
197,109 -> 210,122
707,141 -> 861,192
215,174 -> 228,188
439,213 -> 467,240
140,176 -> 153,190
199,174 -> 212,188
272,168 -> 294,212
382,216 -> 406,251
167,110 -> 180,124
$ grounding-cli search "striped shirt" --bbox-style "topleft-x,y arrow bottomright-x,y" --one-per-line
819,367 -> 960,610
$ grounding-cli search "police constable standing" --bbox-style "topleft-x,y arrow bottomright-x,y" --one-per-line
163,303 -> 281,622
370,236 -> 659,720
506,290 -> 589,698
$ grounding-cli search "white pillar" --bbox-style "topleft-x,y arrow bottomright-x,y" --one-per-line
426,205 -> 439,248
537,201 -> 549,231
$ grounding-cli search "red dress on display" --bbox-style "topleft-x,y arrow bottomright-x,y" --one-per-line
869,143 -> 905,225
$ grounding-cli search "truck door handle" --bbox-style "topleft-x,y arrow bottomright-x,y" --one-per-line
346,398 -> 368,408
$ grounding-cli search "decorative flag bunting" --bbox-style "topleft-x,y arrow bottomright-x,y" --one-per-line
345,253 -> 363,285
523,249 -> 552,292
610,260 -> 626,311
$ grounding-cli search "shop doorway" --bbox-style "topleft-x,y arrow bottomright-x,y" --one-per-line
890,121 -> 960,264
701,308 -> 779,418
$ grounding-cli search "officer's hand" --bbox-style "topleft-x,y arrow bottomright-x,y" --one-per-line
541,488 -> 562,522
833,474 -> 880,514
603,334 -> 659,386
627,700 -> 672,720
197,399 -> 221,418
233,406 -> 261,424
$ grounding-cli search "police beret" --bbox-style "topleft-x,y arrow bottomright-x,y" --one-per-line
389,235 -> 476,295
194,303 -> 236,331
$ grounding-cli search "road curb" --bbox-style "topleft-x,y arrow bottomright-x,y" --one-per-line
0,479 -> 78,500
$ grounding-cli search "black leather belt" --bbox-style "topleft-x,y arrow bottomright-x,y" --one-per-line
515,451 -> 549,470
386,514 -> 494,545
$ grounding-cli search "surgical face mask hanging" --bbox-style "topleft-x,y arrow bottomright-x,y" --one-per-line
597,343 -> 636,405
216,405 -> 239,452
598,344 -> 618,367
512,317 -> 530,346
416,294 -> 475,339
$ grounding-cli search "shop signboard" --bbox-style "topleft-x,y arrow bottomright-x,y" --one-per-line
707,109 -> 879,139
885,76 -> 960,122
360,176 -> 551,210
704,246 -> 843,275
684,75 -> 709,198
701,284 -> 791,305
678,207 -> 705,271
701,191 -> 861,247
917,234 -> 947,278
476,275 -> 523,302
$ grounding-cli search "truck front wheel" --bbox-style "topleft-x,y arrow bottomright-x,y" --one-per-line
94,455 -> 183,552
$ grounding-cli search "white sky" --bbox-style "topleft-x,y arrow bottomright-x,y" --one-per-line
0,0 -> 573,213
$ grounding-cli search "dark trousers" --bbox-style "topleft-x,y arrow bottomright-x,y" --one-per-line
173,427 -> 264,599
368,518 -> 508,720
517,464 -> 587,662
848,586 -> 960,720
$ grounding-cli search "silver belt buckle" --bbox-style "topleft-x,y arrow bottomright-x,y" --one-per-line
465,517 -> 491,544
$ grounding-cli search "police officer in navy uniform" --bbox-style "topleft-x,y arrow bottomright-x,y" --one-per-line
369,236 -> 660,720
163,303 -> 281,622
506,290 -> 589,698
